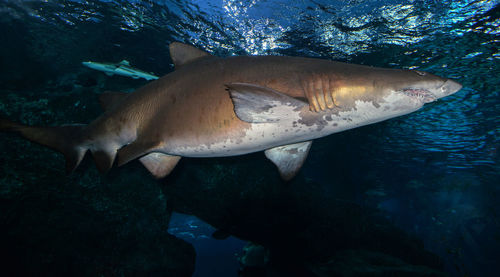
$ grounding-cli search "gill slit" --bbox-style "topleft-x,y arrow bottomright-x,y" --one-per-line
302,74 -> 341,112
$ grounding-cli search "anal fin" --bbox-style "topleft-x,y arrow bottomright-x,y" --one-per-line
92,150 -> 116,173
264,141 -> 312,181
139,153 -> 181,179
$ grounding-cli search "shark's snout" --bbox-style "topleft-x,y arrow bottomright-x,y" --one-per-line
82,61 -> 99,70
438,79 -> 462,98
401,78 -> 462,104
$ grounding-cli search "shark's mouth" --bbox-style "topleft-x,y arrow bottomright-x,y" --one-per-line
402,88 -> 436,103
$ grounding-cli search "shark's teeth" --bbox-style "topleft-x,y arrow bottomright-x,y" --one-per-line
402,88 -> 436,103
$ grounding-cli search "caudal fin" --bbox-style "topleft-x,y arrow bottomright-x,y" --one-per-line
0,118 -> 87,173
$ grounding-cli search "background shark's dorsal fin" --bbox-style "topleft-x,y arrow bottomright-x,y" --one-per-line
119,60 -> 130,66
169,42 -> 211,68
99,91 -> 129,111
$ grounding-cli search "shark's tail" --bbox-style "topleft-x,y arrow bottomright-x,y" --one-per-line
0,118 -> 87,173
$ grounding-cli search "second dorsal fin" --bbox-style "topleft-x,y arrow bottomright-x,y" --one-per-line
169,42 -> 211,68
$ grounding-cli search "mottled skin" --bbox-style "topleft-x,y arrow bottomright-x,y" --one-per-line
86,53 -> 458,162
0,43 -> 461,178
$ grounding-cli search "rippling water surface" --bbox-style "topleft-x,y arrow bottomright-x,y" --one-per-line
0,0 -> 499,276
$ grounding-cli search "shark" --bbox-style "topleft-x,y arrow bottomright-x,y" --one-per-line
82,60 -> 159,80
1,42 -> 462,180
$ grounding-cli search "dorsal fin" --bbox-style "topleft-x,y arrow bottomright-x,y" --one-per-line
99,91 -> 129,111
119,60 -> 130,66
169,42 -> 211,68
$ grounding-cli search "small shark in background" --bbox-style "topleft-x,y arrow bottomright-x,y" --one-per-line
1,43 -> 462,180
82,60 -> 159,80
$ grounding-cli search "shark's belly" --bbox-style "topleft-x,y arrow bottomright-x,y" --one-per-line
161,100 -> 402,158
164,120 -> 317,158
168,95 -> 422,158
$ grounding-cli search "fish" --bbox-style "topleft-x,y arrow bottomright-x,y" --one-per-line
82,60 -> 159,80
0,42 -> 462,180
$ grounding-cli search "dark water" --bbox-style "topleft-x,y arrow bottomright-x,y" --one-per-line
0,0 -> 499,277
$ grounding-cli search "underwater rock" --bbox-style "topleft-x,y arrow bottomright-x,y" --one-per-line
76,74 -> 98,88
308,250 -> 446,277
0,164 -> 196,276
0,21 -> 53,90
238,249 -> 446,277
163,158 -> 445,276
0,90 -> 195,276
239,243 -> 270,268
0,166 -> 196,276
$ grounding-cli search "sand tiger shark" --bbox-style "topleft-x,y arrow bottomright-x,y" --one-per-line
0,42 -> 462,180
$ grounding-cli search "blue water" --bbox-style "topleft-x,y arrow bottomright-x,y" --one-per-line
0,0 -> 499,276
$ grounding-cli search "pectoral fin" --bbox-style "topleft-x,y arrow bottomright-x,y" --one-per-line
227,83 -> 308,123
139,153 -> 181,179
265,141 -> 312,181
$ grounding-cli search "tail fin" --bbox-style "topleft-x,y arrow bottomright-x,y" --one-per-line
0,118 -> 87,173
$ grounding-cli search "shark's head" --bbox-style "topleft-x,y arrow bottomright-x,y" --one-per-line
306,67 -> 463,132
388,69 -> 462,105
82,61 -> 99,70
82,61 -> 115,71
329,68 -> 462,115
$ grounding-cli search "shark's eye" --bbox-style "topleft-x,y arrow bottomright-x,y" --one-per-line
414,70 -> 426,76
